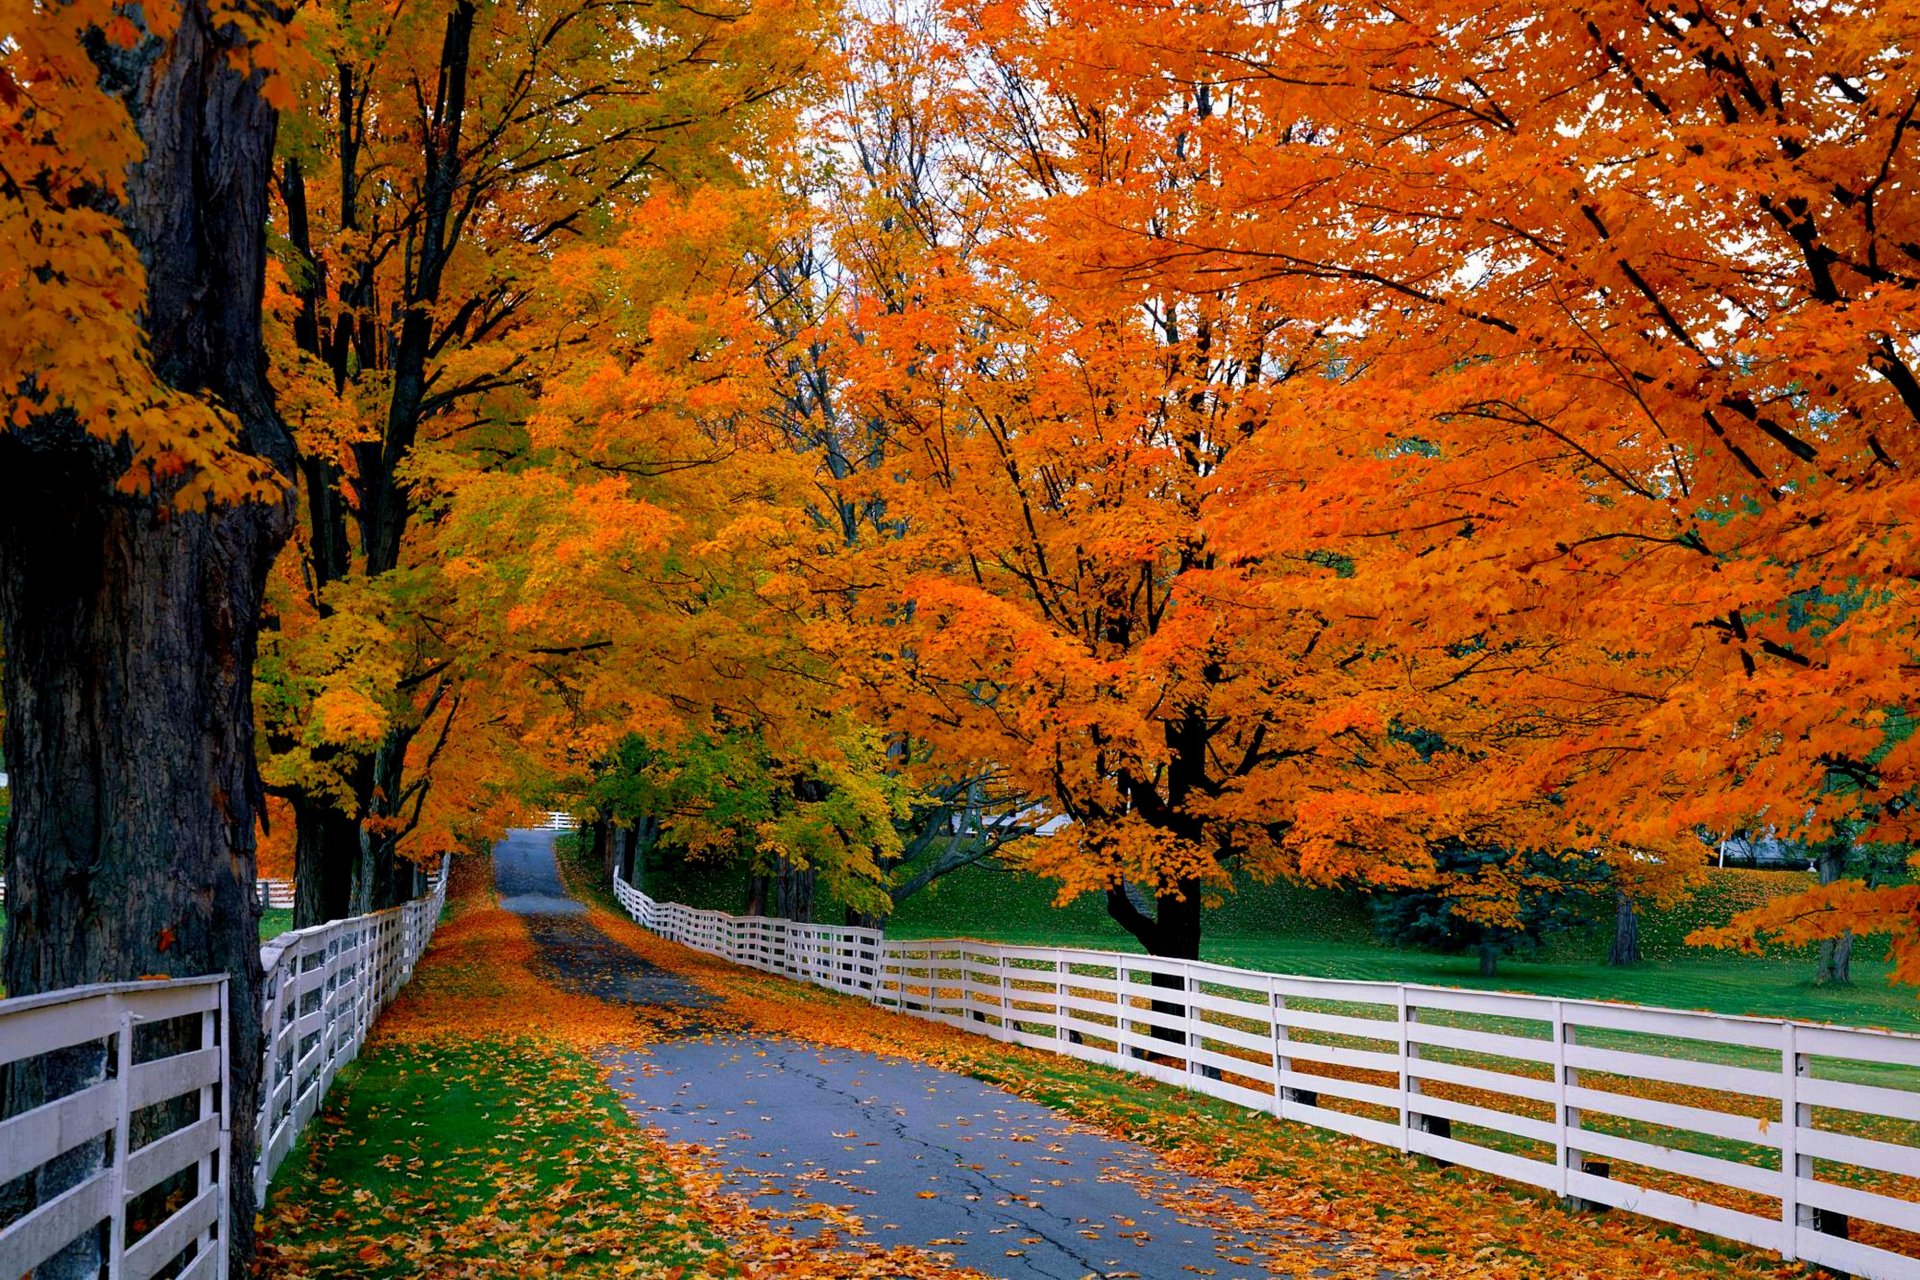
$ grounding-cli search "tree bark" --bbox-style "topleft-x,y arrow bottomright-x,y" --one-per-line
1607,889 -> 1642,967
0,4 -> 292,1269
1815,842 -> 1854,986
291,791 -> 358,927
1478,940 -> 1500,977
0,0 -> 293,1265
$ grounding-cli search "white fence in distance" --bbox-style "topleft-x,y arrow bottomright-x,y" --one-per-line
0,863 -> 448,1279
612,872 -> 1920,1280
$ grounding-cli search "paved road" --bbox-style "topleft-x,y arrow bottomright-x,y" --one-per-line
495,830 -> 1334,1280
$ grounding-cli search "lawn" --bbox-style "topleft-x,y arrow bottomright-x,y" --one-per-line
259,1038 -> 728,1278
643,851 -> 1920,1033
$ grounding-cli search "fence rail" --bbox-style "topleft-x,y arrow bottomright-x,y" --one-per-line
612,872 -> 1920,1280
0,863 -> 448,1278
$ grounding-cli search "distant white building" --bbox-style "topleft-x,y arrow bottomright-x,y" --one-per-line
1714,829 -> 1812,869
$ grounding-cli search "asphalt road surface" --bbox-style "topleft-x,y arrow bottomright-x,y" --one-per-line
495,830 -> 1340,1280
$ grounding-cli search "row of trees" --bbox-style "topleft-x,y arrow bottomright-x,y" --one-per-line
566,0 -> 1920,984
7,0 -> 1920,1261
2,0 -> 828,1265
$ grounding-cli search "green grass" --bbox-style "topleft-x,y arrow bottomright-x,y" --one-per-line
643,853 -> 1920,1033
260,1038 -> 729,1277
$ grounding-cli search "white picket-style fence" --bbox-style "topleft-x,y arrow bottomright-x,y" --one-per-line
613,872 -> 1920,1280
0,864 -> 448,1279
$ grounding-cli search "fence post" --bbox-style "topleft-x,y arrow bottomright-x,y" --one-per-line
1395,985 -> 1411,1154
1268,975 -> 1286,1120
1055,956 -> 1070,1048
201,994 -> 225,1273
1553,1000 -> 1573,1200
107,1003 -> 133,1272
1780,1020 -> 1800,1261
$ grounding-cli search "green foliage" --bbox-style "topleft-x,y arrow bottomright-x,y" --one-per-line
1370,848 -> 1608,974
580,725 -> 912,919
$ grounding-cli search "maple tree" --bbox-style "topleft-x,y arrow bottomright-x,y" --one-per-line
871,0 -> 1920,974
757,9 -> 1649,962
257,0 -> 829,924
1,0 -> 296,1261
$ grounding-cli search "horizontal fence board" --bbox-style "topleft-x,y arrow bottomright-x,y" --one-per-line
1408,1056 -> 1558,1105
610,872 -> 1920,1280
1793,1025 -> 1920,1067
1570,1128 -> 1783,1198
124,1115 -> 221,1199
1564,1169 -> 1783,1253
1797,1075 -> 1920,1123
1563,1042 -> 1781,1098
0,1080 -> 120,1186
1407,1021 -> 1555,1065
1797,1224 -> 1920,1280
1794,1176 -> 1920,1233
0,1166 -> 114,1279
1794,1125 -> 1920,1179
1565,1083 -> 1779,1148
127,1047 -> 220,1112
1408,1128 -> 1555,1186
122,1183 -> 221,1280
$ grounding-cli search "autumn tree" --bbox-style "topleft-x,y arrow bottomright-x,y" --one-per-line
937,0 -> 1920,976
788,9 -> 1604,962
259,0 -> 828,924
0,0 -> 294,1264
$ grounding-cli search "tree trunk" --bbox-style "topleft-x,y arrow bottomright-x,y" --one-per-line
1104,879 -> 1203,960
773,857 -> 815,923
1815,842 -> 1854,986
291,791 -> 358,927
1478,940 -> 1499,976
1819,932 -> 1855,986
1104,880 -> 1202,1052
590,817 -> 612,883
0,0 -> 292,1270
617,822 -> 643,884
1607,890 -> 1642,967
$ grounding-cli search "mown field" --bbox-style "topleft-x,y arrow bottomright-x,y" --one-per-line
644,853 -> 1920,1033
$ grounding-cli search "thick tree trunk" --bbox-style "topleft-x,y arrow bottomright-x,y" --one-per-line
617,822 -> 645,885
0,434 -> 285,1276
1607,890 -> 1642,967
1478,940 -> 1500,977
774,857 -> 815,923
1818,932 -> 1854,986
292,791 -> 358,927
0,0 -> 292,1270
1104,879 -> 1203,960
745,856 -> 815,921
1104,880 -> 1202,1053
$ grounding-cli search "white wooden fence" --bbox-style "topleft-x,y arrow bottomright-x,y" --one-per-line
0,863 -> 447,1278
612,872 -> 1920,1280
